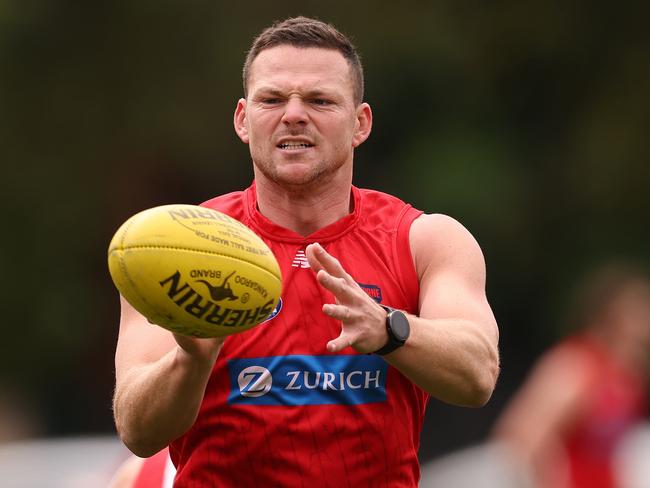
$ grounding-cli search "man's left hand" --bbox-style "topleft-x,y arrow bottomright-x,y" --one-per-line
305,243 -> 388,353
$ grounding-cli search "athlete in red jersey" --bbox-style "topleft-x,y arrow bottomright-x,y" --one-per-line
165,184 -> 428,486
492,264 -> 650,488
113,17 -> 500,487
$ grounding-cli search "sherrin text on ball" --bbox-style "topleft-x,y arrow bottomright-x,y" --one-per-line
108,204 -> 282,337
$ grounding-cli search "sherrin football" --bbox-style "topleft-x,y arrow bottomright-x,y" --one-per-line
108,204 -> 282,337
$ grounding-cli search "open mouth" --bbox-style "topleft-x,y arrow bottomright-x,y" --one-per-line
277,142 -> 314,150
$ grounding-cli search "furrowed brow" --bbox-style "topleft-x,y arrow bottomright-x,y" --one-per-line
253,87 -> 285,98
252,87 -> 337,99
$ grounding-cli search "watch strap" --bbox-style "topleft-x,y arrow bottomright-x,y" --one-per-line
373,305 -> 408,356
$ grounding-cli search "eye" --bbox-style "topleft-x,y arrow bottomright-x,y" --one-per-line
262,98 -> 281,105
311,98 -> 331,106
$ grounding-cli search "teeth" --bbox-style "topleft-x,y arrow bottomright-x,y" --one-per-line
279,143 -> 311,149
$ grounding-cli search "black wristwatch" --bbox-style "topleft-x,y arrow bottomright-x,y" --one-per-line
373,305 -> 410,355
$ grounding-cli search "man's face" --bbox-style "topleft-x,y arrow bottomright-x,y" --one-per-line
235,45 -> 371,189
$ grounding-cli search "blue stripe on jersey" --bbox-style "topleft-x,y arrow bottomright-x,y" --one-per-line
227,355 -> 388,406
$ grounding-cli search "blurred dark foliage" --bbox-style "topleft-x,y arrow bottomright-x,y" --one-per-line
1,1 -> 648,460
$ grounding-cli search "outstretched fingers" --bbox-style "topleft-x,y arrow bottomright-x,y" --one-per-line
307,243 -> 358,304
305,243 -> 378,353
322,302 -> 351,321
306,243 -> 351,280
317,269 -> 350,298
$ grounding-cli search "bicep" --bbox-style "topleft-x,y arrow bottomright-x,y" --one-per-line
114,295 -> 178,382
410,213 -> 498,340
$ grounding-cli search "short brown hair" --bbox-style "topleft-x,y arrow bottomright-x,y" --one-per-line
243,16 -> 364,104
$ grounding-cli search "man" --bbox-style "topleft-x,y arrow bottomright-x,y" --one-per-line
113,16 -> 500,486
492,263 -> 650,487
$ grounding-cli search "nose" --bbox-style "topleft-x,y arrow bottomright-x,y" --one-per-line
281,97 -> 309,126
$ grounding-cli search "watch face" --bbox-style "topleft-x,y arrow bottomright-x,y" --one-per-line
390,311 -> 410,342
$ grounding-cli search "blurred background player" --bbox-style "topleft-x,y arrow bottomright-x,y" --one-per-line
108,447 -> 175,488
492,262 -> 650,488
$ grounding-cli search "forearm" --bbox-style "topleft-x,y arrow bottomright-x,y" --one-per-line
114,346 -> 215,457
388,316 -> 499,406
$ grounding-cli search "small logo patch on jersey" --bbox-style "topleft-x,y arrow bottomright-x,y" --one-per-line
262,298 -> 282,323
357,283 -> 383,303
237,366 -> 273,397
291,249 -> 310,268
227,355 -> 388,406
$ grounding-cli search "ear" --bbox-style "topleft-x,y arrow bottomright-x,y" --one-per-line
352,102 -> 372,148
233,98 -> 249,144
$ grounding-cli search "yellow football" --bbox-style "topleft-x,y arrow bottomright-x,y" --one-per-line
108,204 -> 282,337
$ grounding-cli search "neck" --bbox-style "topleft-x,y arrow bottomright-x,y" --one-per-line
254,170 -> 353,236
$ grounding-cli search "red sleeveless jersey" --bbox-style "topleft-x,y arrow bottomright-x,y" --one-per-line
169,182 -> 427,487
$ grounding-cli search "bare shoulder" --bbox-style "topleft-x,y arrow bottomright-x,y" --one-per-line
409,213 -> 486,281
409,213 -> 499,345
409,213 -> 480,247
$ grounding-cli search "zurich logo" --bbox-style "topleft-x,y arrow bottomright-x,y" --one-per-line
237,366 -> 273,397
227,355 -> 388,406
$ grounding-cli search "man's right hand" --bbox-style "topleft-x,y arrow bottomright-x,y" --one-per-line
114,296 -> 224,457
172,332 -> 225,365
